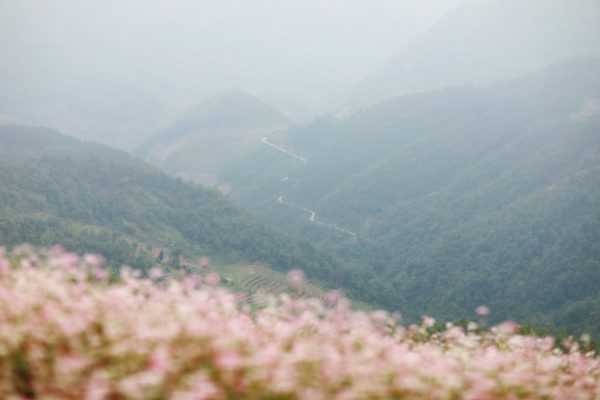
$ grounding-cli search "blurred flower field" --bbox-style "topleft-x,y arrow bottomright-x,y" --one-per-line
0,246 -> 599,399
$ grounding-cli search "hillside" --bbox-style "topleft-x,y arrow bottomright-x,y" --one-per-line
136,90 -> 291,193
345,0 -> 600,109
225,58 -> 600,334
0,125 -> 350,289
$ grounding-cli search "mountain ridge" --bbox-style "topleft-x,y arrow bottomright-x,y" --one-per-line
225,58 -> 600,334
136,90 -> 291,191
343,0 -> 600,109
0,124 -> 356,294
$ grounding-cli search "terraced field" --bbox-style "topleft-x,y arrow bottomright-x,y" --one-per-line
151,254 -> 372,310
215,264 -> 340,308
240,269 -> 338,308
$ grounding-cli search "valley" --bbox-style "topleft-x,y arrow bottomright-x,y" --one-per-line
260,134 -> 358,236
3,0 -> 600,396
0,125 -> 361,304
225,58 -> 600,334
276,195 -> 357,237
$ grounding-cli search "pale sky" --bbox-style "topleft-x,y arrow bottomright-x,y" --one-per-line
0,0 -> 467,146
0,0 -> 466,103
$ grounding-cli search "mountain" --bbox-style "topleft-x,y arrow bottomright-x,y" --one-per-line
0,125 -> 354,290
345,0 -> 600,109
261,91 -> 323,124
0,64 -> 174,150
226,58 -> 600,334
136,90 -> 291,193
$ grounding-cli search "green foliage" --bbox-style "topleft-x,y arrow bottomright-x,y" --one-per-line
226,59 -> 600,336
135,90 -> 291,182
0,125 -> 344,284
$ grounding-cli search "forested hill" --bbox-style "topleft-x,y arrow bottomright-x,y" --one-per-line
0,125 -> 347,286
135,90 -> 291,191
345,0 -> 600,109
225,58 -> 600,335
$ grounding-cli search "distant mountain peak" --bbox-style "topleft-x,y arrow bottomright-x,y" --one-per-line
135,90 -> 292,189
136,89 -> 290,155
180,89 -> 291,128
204,88 -> 261,106
343,0 -> 600,110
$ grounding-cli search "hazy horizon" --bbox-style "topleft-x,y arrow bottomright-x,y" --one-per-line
1,2 -> 600,394
0,0 -> 468,147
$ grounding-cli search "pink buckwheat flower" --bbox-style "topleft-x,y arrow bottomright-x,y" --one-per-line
286,269 -> 305,288
475,305 -> 490,316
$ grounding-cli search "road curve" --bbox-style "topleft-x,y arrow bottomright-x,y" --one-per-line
267,139 -> 355,237
262,137 -> 307,162
277,196 -> 356,237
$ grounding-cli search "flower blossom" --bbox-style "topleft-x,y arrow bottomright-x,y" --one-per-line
0,247 -> 598,399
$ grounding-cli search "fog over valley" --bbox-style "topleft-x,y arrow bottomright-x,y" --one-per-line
1,1 -> 600,397
0,0 -> 464,148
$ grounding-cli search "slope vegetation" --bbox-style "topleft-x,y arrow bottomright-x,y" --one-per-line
136,90 -> 291,192
0,125 -> 346,288
227,59 -> 600,334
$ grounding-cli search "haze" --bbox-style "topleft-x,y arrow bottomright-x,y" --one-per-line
0,0 -> 465,148
2,1 -> 600,393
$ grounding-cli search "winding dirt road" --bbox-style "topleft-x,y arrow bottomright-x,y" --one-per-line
263,137 -> 356,237
261,137 -> 307,162
277,196 -> 357,237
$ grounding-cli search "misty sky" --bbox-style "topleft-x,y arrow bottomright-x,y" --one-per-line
0,0 -> 466,110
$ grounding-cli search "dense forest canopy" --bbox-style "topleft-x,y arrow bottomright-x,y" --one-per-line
0,125 -> 351,288
226,59 -> 600,335
2,0 -> 600,396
